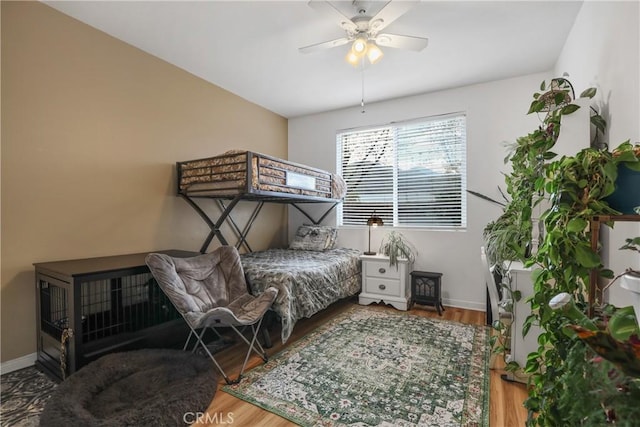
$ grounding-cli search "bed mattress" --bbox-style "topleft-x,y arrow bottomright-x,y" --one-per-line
177,150 -> 346,201
240,248 -> 361,343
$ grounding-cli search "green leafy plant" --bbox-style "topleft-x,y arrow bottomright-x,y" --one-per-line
523,145 -> 628,425
485,74 -> 640,425
379,231 -> 416,267
522,140 -> 640,424
557,340 -> 640,426
547,292 -> 640,425
483,75 -> 604,270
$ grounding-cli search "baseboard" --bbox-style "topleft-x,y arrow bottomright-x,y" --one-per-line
1,353 -> 37,375
442,297 -> 486,312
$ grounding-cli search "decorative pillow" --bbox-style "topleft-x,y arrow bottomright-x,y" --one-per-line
289,225 -> 338,251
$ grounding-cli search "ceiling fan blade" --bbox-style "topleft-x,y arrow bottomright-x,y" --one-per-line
368,0 -> 419,35
299,37 -> 350,54
308,0 -> 358,33
374,33 -> 429,51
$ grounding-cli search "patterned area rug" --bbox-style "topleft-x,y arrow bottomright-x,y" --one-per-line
1,367 -> 57,426
223,305 -> 490,426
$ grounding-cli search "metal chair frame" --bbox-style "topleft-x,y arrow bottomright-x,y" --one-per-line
182,319 -> 268,385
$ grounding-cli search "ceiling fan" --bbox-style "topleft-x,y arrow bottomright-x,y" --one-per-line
299,0 -> 429,66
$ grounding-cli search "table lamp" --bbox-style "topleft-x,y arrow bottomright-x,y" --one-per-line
364,212 -> 384,255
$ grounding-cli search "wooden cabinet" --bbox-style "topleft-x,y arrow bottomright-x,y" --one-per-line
358,254 -> 412,310
34,250 -> 197,381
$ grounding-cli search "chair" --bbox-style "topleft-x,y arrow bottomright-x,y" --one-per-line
480,246 -> 513,368
145,246 -> 278,384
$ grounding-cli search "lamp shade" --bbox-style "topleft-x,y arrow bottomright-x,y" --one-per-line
351,36 -> 368,55
346,50 -> 361,67
365,213 -> 383,255
367,215 -> 384,227
366,42 -> 384,64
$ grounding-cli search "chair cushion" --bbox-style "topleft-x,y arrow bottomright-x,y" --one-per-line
193,288 -> 279,328
146,247 -> 278,328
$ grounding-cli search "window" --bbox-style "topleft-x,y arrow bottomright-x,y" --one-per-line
337,113 -> 467,228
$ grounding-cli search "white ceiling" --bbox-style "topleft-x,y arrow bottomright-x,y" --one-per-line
44,1 -> 583,118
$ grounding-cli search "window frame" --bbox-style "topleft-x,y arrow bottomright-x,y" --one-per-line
336,112 -> 467,230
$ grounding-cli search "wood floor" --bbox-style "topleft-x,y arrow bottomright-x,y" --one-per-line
197,299 -> 528,426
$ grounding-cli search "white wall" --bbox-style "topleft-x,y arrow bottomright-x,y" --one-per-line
288,72 -> 549,311
554,1 -> 640,307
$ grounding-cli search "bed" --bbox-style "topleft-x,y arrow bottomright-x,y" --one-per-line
177,150 -> 346,202
241,246 -> 362,343
176,151 -> 361,342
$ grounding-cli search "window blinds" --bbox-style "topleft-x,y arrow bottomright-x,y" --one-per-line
337,114 -> 467,228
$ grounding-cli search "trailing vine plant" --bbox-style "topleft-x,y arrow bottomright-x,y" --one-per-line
517,80 -> 640,424
523,146 -> 620,425
484,75 -> 640,424
483,77 -> 603,270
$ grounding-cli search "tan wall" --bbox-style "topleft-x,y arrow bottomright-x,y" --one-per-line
1,2 -> 288,363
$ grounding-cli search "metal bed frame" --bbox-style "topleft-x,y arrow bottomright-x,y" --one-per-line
178,193 -> 340,254
176,154 -> 342,253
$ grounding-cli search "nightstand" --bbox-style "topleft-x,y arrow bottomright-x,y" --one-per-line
358,254 -> 412,311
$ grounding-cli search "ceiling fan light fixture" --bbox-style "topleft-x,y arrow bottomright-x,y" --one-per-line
345,50 -> 361,67
366,42 -> 384,64
351,35 -> 368,55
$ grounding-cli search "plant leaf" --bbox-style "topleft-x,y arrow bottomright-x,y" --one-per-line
590,115 -> 607,133
575,245 -> 601,268
561,104 -> 580,115
615,151 -> 637,163
608,306 -> 640,341
623,161 -> 640,172
554,92 -> 567,105
567,218 -> 587,233
579,87 -> 597,98
603,161 -> 618,182
528,99 -> 546,114
600,268 -> 614,279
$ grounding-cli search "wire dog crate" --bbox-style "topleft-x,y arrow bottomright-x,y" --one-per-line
35,250 -> 196,381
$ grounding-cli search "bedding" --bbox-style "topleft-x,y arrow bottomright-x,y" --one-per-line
289,225 -> 338,251
240,248 -> 361,343
177,150 -> 347,201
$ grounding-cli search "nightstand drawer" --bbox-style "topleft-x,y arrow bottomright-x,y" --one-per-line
364,261 -> 401,280
365,278 -> 401,297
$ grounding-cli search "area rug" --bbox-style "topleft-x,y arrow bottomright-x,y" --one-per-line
223,305 -> 490,426
39,349 -> 217,426
1,367 -> 57,426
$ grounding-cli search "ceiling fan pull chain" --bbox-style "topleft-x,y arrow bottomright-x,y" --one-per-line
361,59 -> 366,113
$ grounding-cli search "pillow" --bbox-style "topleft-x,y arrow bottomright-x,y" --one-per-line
289,225 -> 338,251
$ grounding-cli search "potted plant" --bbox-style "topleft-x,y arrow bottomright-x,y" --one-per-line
482,75 -> 602,270
379,230 -> 416,267
483,74 -> 640,425
547,292 -> 640,424
605,143 -> 640,214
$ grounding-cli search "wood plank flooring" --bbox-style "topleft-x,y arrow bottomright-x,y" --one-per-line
197,298 -> 528,426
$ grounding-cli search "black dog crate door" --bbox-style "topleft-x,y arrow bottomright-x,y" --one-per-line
35,250 -> 196,381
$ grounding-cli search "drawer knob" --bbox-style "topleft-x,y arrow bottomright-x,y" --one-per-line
378,284 -> 386,290
378,267 -> 386,274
